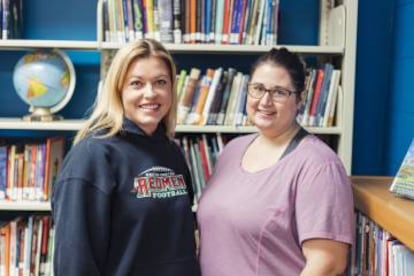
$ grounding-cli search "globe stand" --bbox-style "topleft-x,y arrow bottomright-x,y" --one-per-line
22,107 -> 63,122
13,49 -> 76,123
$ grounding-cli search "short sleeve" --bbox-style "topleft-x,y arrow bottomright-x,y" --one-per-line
295,161 -> 354,246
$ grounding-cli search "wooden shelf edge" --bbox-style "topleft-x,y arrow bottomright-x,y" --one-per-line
351,176 -> 414,251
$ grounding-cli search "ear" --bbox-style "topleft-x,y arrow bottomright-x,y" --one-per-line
296,90 -> 305,107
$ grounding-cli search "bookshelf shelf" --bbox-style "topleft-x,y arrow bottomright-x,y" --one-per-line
0,118 -> 86,131
0,39 -> 99,51
0,201 -> 51,211
100,42 -> 344,55
352,175 -> 414,251
0,118 -> 343,134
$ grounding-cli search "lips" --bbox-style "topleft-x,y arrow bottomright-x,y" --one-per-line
139,103 -> 160,110
257,110 -> 276,116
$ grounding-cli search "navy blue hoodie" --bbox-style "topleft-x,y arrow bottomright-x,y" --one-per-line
52,118 -> 200,276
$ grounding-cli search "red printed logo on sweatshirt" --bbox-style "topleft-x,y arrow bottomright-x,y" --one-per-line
131,166 -> 188,199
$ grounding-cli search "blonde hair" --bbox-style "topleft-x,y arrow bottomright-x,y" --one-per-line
74,39 -> 177,144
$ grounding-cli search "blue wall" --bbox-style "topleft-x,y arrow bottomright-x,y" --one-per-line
352,1 -> 395,175
387,0 -> 414,175
2,0 -> 412,175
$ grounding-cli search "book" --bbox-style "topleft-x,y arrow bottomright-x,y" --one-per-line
216,67 -> 237,125
200,67 -> 223,125
132,0 -> 144,40
390,138 -> 414,200
206,70 -> 227,125
172,0 -> 182,43
176,69 -> 188,102
177,68 -> 201,124
308,68 -> 325,126
158,0 -> 174,42
315,63 -> 334,126
43,137 -> 65,201
0,146 -> 7,200
2,0 -> 10,39
214,0 -> 225,44
322,69 -> 341,127
144,0 -> 155,39
124,0 -> 135,41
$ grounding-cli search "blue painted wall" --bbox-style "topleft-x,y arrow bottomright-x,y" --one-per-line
386,0 -> 414,175
2,0 -> 412,175
352,1 -> 395,175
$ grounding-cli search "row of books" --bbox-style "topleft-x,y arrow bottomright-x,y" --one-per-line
0,216 -> 54,276
350,212 -> 414,276
0,0 -> 22,40
102,0 -> 279,45
297,63 -> 341,128
176,65 -> 342,127
177,67 -> 251,126
178,134 -> 226,201
0,137 -> 65,202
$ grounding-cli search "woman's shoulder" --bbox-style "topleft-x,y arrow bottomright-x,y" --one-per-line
60,134 -> 117,176
297,135 -> 343,165
70,133 -> 115,157
223,133 -> 256,150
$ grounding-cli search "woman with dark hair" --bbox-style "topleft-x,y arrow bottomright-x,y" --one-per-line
197,48 -> 354,275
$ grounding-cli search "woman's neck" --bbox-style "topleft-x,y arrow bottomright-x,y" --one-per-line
257,123 -> 301,147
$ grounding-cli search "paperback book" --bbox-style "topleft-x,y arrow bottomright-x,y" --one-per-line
390,138 -> 414,200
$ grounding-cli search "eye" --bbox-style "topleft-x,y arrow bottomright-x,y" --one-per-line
153,79 -> 168,88
253,84 -> 265,92
130,80 -> 144,89
274,88 -> 288,96
272,87 -> 291,97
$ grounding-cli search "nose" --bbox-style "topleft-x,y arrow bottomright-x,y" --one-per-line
259,90 -> 273,105
143,82 -> 156,97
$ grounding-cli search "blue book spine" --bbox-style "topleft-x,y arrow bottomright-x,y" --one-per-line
230,0 -> 243,44
316,63 -> 334,126
0,146 -> 7,199
205,0 -> 211,43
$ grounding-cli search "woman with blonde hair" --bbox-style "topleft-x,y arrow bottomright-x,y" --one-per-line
52,39 -> 200,276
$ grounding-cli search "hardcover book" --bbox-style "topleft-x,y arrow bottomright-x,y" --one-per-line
390,138 -> 414,200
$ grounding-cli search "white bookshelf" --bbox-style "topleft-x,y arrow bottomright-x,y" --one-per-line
96,0 -> 357,174
0,0 -> 358,212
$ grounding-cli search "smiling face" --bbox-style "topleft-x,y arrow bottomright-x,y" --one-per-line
247,63 -> 302,137
121,56 -> 172,135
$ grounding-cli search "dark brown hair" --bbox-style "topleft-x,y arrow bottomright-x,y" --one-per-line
250,47 -> 306,94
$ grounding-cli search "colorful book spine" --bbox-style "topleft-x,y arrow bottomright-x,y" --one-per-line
177,68 -> 201,124
172,0 -> 182,43
158,0 -> 174,42
0,146 -> 7,200
132,0 -> 144,39
200,67 -> 223,125
216,67 -> 236,125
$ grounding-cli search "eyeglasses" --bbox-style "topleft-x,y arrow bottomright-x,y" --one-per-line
247,83 -> 296,103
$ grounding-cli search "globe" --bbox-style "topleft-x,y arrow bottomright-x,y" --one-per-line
13,49 -> 76,121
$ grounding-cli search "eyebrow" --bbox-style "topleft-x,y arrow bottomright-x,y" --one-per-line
251,83 -> 291,90
127,74 -> 170,80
